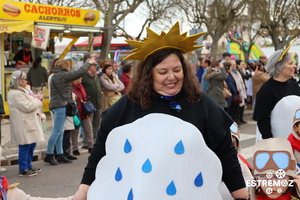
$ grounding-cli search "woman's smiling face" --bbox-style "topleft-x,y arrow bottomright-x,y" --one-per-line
152,54 -> 184,96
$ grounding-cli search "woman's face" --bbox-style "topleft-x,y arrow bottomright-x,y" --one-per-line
105,66 -> 113,76
18,77 -> 27,88
257,174 -> 290,199
280,59 -> 296,79
152,54 -> 184,96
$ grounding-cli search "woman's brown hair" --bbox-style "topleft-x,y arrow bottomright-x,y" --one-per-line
54,59 -> 70,71
128,48 -> 201,110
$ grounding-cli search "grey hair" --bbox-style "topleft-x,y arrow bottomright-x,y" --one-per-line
8,70 -> 26,89
264,50 -> 293,77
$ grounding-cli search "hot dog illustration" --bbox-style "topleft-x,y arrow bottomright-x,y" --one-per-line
2,3 -> 21,17
84,11 -> 96,23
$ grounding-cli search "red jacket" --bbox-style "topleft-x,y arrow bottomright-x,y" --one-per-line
72,83 -> 89,119
120,73 -> 131,94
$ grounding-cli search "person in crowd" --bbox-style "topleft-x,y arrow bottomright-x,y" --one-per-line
220,52 -> 231,64
196,57 -> 204,82
259,55 -> 267,67
204,60 -> 228,108
201,58 -> 211,93
100,63 -> 124,110
120,63 -> 133,94
72,78 -> 94,153
287,108 -> 300,168
73,22 -> 247,200
254,41 -> 300,140
237,61 -> 253,110
251,62 -> 270,121
48,58 -> 77,161
208,55 -> 214,63
236,60 -> 251,123
7,71 -> 44,176
230,60 -> 247,125
0,92 -> 6,172
44,58 -> 96,165
250,137 -> 300,200
220,123 -> 253,200
80,53 -> 102,153
224,62 -> 238,121
118,60 -> 129,78
27,57 -> 48,95
112,61 -> 120,79
13,43 -> 33,68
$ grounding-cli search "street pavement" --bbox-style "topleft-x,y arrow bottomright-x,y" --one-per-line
0,109 -> 257,198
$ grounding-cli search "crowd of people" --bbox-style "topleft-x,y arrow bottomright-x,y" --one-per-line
3,23 -> 300,200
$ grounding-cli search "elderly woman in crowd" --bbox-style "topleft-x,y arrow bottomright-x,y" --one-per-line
254,43 -> 300,141
8,70 -> 44,176
73,22 -> 247,200
44,58 -> 96,165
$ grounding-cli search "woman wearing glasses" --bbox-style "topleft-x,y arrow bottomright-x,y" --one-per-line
251,137 -> 300,200
254,39 -> 300,141
7,70 -> 44,177
73,23 -> 248,200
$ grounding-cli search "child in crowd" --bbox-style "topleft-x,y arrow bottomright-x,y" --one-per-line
219,122 -> 253,200
251,137 -> 300,200
287,109 -> 300,168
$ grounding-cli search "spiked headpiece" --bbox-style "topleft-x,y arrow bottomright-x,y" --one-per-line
123,22 -> 205,61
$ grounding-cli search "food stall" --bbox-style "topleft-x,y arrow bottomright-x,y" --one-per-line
0,0 -> 100,115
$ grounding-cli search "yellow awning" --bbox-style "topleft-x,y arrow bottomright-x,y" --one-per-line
0,20 -> 34,34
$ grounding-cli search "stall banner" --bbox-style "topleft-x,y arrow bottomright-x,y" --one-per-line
0,1 -> 100,26
31,26 -> 50,50
0,20 -> 33,34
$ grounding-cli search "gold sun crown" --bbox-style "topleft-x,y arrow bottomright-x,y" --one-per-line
277,37 -> 297,62
123,22 -> 206,61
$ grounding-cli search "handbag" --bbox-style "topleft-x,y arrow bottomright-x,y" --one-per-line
218,87 -> 232,99
231,91 -> 242,105
73,90 -> 97,116
82,101 -> 97,115
66,102 -> 78,116
52,79 -> 77,116
222,88 -> 232,99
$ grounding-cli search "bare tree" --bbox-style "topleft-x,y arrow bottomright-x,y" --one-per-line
226,6 -> 263,62
17,0 -> 92,8
177,0 -> 247,58
117,0 -> 176,41
91,0 -> 143,61
253,0 -> 300,50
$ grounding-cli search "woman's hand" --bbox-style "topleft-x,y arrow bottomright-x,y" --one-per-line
292,175 -> 300,190
73,184 -> 89,200
37,91 -> 44,101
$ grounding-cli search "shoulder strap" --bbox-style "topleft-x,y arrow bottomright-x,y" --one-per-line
51,78 -> 67,104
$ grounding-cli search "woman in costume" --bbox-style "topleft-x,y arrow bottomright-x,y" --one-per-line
73,22 -> 248,200
254,38 -> 300,141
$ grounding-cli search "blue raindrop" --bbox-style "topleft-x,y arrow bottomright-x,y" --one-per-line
194,172 -> 203,187
174,140 -> 185,154
127,188 -> 133,200
142,158 -> 152,173
115,167 -> 122,181
124,139 -> 132,153
166,181 -> 177,195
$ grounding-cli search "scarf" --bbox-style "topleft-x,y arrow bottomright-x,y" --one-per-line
256,191 -> 294,200
288,133 -> 300,152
